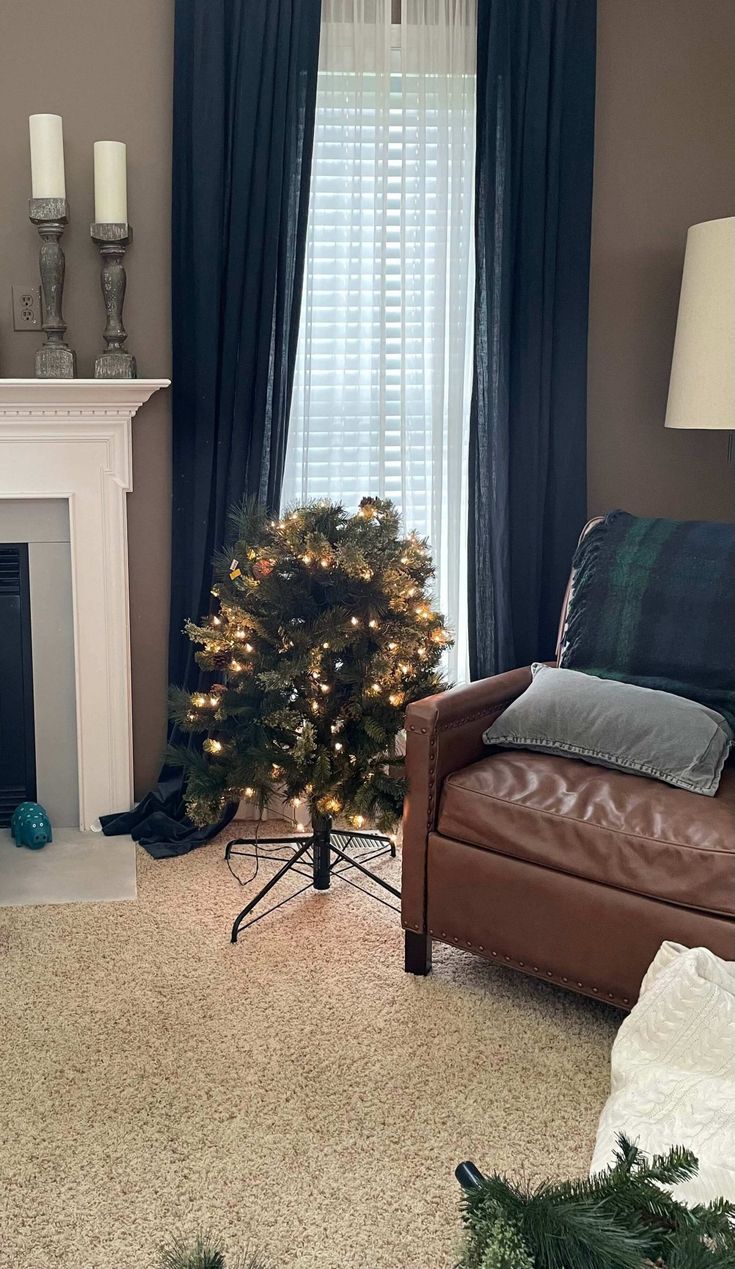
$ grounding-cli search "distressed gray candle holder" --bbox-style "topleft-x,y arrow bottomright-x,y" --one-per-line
29,197 -> 77,378
90,221 -> 137,378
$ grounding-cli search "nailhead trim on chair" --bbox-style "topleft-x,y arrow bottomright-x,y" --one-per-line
405,698 -> 636,1009
425,927 -> 630,1008
407,701 -> 511,840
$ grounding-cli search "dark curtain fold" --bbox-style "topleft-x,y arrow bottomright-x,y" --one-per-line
468,0 -> 596,678
101,0 -> 321,857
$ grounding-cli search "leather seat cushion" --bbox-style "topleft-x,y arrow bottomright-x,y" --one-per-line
437,752 -> 735,918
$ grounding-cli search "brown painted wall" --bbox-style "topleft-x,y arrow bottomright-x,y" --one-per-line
1,0 -> 732,799
589,0 -> 735,522
0,0 -> 173,796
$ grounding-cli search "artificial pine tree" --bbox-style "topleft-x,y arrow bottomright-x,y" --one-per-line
170,497 -> 449,932
457,1135 -> 735,1269
172,495 -> 448,828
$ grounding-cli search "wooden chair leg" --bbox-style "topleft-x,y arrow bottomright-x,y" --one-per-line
404,929 -> 432,975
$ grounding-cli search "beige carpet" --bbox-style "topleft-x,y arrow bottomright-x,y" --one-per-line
0,825 -> 619,1269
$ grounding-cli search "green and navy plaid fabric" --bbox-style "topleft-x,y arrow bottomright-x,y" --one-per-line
560,510 -> 735,732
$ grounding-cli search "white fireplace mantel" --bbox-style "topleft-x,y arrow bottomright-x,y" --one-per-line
0,378 -> 169,829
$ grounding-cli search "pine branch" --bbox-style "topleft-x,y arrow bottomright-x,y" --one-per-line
458,1137 -> 735,1269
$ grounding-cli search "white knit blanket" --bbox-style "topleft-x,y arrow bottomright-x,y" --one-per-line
591,941 -> 735,1205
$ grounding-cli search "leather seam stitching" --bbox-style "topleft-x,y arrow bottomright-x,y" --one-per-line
434,698 -> 517,731
428,830 -> 735,921
441,780 -> 735,856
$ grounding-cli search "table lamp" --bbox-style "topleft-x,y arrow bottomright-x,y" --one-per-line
665,216 -> 735,460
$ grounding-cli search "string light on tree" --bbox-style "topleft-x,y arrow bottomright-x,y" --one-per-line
169,496 -> 450,833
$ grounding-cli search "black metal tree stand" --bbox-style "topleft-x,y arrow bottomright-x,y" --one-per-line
224,813 -> 400,941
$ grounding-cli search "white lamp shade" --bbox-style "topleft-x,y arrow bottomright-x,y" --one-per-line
665,216 -> 735,430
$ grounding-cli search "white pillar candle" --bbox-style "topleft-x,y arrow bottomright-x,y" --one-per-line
29,114 -> 66,199
94,140 -> 128,224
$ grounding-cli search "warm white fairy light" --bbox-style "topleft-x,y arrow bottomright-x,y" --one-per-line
244,643 -> 254,653
334,741 -> 343,752
230,660 -> 242,672
319,683 -> 330,694
320,557 -> 330,568
292,796 -> 302,807
244,786 -> 254,798
352,814 -> 365,828
208,695 -> 219,707
322,641 -> 330,649
350,617 -> 360,626
194,694 -> 206,707
211,615 -> 221,626
388,642 -> 398,651
368,619 -> 378,629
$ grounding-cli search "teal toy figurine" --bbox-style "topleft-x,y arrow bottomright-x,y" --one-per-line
11,802 -> 52,850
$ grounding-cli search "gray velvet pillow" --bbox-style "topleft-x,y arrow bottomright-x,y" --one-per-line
483,664 -> 732,796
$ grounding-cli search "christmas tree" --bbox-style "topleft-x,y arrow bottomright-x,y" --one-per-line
457,1135 -> 735,1269
170,497 -> 449,833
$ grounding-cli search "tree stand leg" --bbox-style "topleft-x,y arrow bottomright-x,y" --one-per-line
225,814 -> 399,939
404,929 -> 432,975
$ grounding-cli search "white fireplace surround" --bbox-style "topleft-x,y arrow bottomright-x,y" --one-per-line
0,379 -> 169,830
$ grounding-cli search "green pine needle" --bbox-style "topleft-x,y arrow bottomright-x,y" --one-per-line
458,1136 -> 735,1269
156,1232 -> 270,1269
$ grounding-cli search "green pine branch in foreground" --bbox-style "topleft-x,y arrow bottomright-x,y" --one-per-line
170,497 -> 450,829
458,1135 -> 735,1269
156,1231 -> 268,1269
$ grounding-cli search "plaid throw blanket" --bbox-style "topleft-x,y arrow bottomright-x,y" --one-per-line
560,510 -> 735,731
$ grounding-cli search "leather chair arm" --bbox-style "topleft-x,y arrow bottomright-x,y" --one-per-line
401,666 -> 532,932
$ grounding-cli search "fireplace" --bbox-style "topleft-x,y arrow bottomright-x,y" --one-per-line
0,543 -> 35,824
0,379 -> 168,830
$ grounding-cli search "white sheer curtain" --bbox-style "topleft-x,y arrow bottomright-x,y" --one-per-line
283,0 -> 476,681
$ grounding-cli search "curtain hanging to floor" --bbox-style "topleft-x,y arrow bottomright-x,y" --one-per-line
282,0 -> 476,683
101,0 -> 321,856
468,0 -> 596,677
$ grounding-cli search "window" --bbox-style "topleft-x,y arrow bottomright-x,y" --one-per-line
283,0 -> 476,681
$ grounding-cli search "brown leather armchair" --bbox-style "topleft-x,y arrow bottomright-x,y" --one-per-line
401,602 -> 735,1010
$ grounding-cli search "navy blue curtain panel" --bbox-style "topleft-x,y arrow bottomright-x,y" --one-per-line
101,0 -> 321,855
169,0 -> 322,692
468,0 -> 596,678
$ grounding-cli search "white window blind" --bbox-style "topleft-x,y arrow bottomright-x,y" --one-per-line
283,0 -> 476,681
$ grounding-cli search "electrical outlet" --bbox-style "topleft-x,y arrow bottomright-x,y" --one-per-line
11,285 -> 41,331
